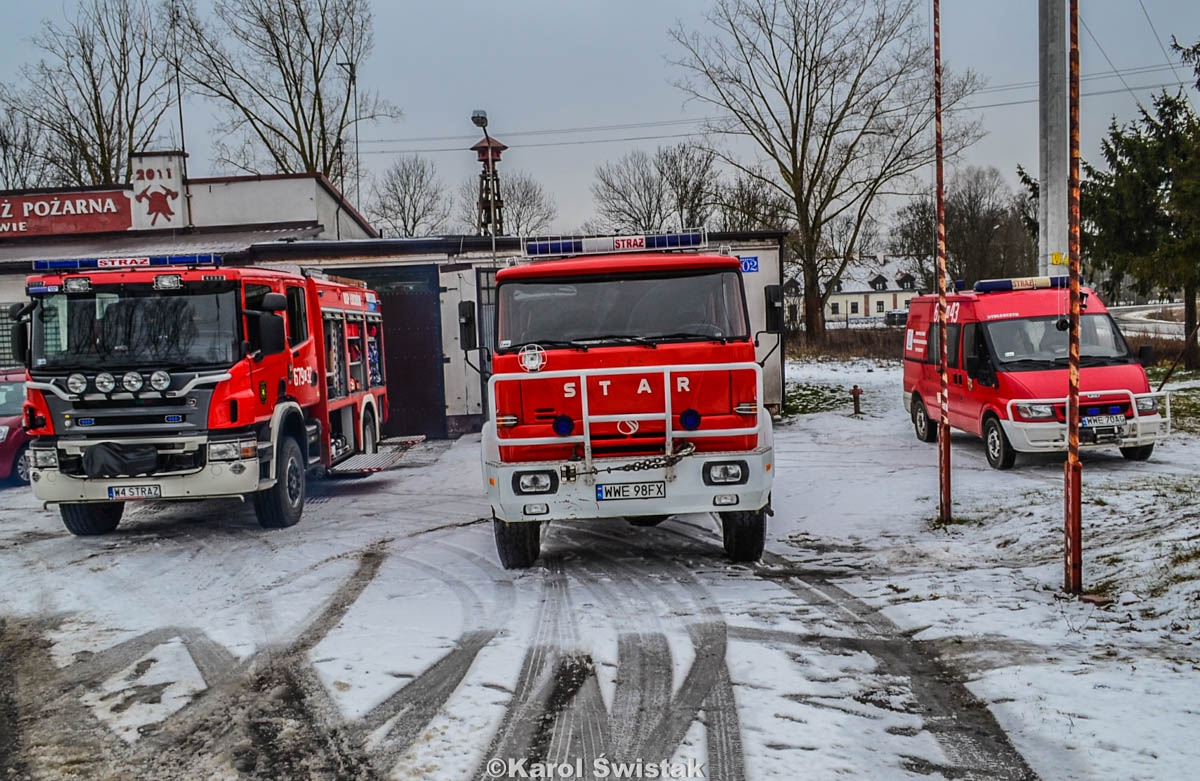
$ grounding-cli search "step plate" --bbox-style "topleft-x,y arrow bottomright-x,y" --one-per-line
325,435 -> 427,476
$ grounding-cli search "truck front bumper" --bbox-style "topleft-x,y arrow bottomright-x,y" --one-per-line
484,448 -> 774,524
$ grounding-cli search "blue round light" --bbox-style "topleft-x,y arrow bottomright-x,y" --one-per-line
552,415 -> 574,436
679,408 -> 702,431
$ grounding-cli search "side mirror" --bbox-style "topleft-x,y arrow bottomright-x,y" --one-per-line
1138,344 -> 1154,367
764,284 -> 784,334
9,322 -> 28,368
259,313 -> 287,357
261,292 -> 287,312
965,355 -> 980,379
458,301 -> 478,351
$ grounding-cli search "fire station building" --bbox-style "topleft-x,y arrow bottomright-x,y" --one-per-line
0,152 -> 785,440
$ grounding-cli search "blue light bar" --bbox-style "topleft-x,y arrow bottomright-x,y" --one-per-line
524,230 -> 707,257
32,254 -> 222,272
973,276 -> 1069,293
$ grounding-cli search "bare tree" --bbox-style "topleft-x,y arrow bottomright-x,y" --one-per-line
671,0 -> 982,341
368,154 -> 449,237
455,170 -> 557,236
657,143 -> 718,229
0,0 -> 172,186
178,0 -> 399,177
712,165 -> 793,232
591,150 -> 670,233
0,108 -> 56,190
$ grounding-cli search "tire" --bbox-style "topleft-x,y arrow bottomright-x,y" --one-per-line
719,509 -> 766,562
12,446 -> 30,484
362,409 -> 378,454
1120,444 -> 1154,461
60,502 -> 124,536
493,516 -> 541,569
983,416 -> 1016,470
253,437 -> 305,529
626,514 -> 669,527
912,396 -> 938,443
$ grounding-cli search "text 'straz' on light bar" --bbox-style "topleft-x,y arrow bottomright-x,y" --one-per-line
974,276 -> 1069,293
524,230 -> 707,257
31,254 -> 222,271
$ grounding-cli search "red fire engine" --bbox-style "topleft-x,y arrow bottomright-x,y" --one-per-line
478,231 -> 783,569
10,254 -> 392,535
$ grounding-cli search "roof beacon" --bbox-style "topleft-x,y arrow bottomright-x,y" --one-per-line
973,276 -> 1069,293
32,254 -> 222,272
524,229 -> 707,258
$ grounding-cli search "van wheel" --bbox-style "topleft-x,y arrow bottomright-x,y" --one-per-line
1120,444 -> 1154,461
60,502 -> 124,536
983,417 -> 1016,470
254,437 -> 305,528
912,397 -> 938,443
719,509 -> 766,562
493,515 -> 541,569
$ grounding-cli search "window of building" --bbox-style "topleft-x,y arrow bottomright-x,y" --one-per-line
873,280 -> 886,291
286,286 -> 308,346
876,301 -> 885,313
850,302 -> 859,315
902,279 -> 914,290
903,298 -> 911,308
831,302 -> 840,315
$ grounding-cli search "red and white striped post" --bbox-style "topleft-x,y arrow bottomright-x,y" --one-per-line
1064,0 -> 1083,594
933,0 -> 951,524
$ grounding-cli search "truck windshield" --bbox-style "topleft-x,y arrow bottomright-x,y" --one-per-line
31,284 -> 240,370
985,314 -> 1132,367
496,270 -> 750,350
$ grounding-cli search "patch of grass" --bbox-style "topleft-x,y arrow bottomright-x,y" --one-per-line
1164,387 -> 1200,433
787,327 -> 906,361
927,515 -> 983,531
1090,578 -> 1120,597
1169,544 -> 1200,568
783,380 -> 849,415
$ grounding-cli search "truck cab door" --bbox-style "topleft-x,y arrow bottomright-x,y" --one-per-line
244,283 -> 291,419
284,284 -> 321,408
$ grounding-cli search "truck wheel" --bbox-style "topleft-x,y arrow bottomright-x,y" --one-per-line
719,509 -> 766,562
627,514 -> 669,527
1120,444 -> 1154,461
983,417 -> 1016,470
912,397 -> 938,443
493,515 -> 541,569
254,437 -> 305,529
362,409 -> 378,454
60,502 -> 124,536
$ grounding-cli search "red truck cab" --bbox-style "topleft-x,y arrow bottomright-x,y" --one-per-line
480,232 -> 782,568
12,254 -> 389,535
903,276 -> 1168,469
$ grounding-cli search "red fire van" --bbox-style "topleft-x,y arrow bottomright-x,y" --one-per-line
903,277 -> 1169,469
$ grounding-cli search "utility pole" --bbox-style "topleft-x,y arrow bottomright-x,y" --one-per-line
934,0 -> 951,525
1038,0 -> 1069,276
1065,0 -> 1083,595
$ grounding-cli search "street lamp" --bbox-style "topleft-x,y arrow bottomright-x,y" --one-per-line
472,109 -> 497,262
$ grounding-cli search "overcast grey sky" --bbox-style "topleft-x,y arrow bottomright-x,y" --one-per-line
2,1 -> 1199,232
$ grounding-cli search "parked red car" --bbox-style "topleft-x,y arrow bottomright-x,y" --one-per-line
0,370 -> 31,484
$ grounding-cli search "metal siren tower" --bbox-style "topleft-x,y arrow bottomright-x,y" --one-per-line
471,129 -> 507,237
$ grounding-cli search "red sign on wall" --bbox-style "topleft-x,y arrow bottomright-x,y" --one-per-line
0,190 -> 133,237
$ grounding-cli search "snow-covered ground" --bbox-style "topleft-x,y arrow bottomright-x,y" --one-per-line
0,358 -> 1196,780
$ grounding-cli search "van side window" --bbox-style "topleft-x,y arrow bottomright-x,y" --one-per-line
925,323 -> 962,368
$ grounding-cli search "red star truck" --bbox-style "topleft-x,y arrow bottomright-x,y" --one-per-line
476,232 -> 783,568
9,254 -> 392,534
903,276 -> 1169,469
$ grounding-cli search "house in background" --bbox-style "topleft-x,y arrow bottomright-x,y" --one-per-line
785,256 -> 928,328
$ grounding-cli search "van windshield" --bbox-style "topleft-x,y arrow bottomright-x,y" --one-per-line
984,314 -> 1132,368
496,270 -> 750,350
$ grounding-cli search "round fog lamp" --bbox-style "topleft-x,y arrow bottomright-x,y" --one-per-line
552,415 -> 574,436
150,370 -> 171,391
66,373 -> 87,394
122,371 -> 144,392
95,372 -> 116,393
679,408 -> 702,431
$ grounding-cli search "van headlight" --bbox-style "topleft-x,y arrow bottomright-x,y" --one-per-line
1136,396 -> 1158,414
1016,403 -> 1055,419
513,471 -> 557,494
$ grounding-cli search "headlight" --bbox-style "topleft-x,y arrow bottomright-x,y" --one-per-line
0,425 -> 8,442
122,371 -> 144,392
208,439 -> 256,461
66,373 -> 87,394
95,372 -> 116,393
150,370 -> 172,391
1016,403 -> 1055,419
31,449 -> 58,468
704,460 -> 749,485
514,471 -> 556,494
1136,396 -> 1158,413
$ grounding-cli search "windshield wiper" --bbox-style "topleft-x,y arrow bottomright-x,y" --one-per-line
509,339 -> 590,351
998,358 -> 1056,369
572,334 -> 658,348
651,331 -> 728,343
